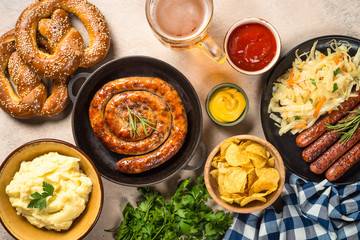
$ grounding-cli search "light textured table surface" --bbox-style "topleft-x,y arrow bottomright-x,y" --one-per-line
1,0 -> 359,239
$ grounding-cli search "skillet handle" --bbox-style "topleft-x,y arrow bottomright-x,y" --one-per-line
182,141 -> 207,171
68,72 -> 91,103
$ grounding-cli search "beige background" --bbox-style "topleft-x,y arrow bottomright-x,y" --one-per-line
1,0 -> 359,239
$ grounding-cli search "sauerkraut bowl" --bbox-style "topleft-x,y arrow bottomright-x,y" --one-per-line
0,139 -> 103,240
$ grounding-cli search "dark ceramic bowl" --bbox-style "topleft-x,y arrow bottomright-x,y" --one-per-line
69,56 -> 206,186
261,35 -> 360,185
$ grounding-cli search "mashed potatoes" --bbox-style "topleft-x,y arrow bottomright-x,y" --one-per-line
5,152 -> 93,231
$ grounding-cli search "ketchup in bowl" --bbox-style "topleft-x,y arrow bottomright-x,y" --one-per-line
224,18 -> 281,74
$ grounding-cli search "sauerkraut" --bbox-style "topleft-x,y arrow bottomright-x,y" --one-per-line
268,40 -> 360,136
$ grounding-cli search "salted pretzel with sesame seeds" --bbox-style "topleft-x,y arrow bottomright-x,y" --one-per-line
0,29 -> 48,118
15,0 -> 111,79
0,10 -> 73,118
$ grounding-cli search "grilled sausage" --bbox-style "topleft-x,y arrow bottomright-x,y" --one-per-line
310,127 -> 360,174
295,90 -> 360,147
302,130 -> 341,162
325,142 -> 360,181
89,77 -> 188,174
302,103 -> 360,162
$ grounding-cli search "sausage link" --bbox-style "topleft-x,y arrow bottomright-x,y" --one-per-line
325,142 -> 360,181
310,127 -> 360,174
302,130 -> 341,162
89,77 -> 188,174
302,103 -> 360,162
295,90 -> 360,147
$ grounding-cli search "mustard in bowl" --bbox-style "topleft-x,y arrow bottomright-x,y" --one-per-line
206,83 -> 249,126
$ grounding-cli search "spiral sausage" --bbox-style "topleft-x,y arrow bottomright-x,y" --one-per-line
89,77 -> 188,174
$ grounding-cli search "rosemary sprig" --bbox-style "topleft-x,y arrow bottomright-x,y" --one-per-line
326,109 -> 360,143
127,106 -> 155,138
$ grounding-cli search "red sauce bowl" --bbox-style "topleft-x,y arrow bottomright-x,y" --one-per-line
224,18 -> 281,75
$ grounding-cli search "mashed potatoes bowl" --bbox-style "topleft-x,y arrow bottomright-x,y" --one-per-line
0,139 -> 103,240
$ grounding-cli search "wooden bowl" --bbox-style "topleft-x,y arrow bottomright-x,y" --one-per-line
0,139 -> 103,240
204,135 -> 285,213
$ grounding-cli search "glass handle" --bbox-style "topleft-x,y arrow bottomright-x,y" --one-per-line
197,34 -> 226,63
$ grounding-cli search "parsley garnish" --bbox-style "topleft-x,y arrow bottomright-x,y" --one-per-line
333,68 -> 341,76
310,78 -> 317,87
27,182 -> 54,210
332,83 -> 338,93
127,106 -> 155,138
106,177 -> 232,240
294,116 -> 300,120
309,98 -> 314,103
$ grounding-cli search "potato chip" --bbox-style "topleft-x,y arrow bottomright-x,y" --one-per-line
254,166 -> 271,177
224,167 -> 247,193
231,193 -> 247,198
225,143 -> 241,166
240,194 -> 267,207
238,140 -> 252,150
225,143 -> 251,167
245,142 -> 269,159
220,138 -> 239,158
218,162 -> 231,173
247,151 -> 267,169
267,157 -> 275,168
220,196 -> 233,204
210,169 -> 219,179
217,172 -> 225,195
250,168 -> 279,195
246,168 -> 258,190
211,155 -> 222,168
217,172 -> 232,197
233,196 -> 247,205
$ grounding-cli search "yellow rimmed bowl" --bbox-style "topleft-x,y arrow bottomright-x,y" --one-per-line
0,139 -> 103,240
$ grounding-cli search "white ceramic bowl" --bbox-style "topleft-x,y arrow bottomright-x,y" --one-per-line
224,17 -> 281,75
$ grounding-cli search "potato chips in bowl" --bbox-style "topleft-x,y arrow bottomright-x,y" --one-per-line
204,135 -> 285,213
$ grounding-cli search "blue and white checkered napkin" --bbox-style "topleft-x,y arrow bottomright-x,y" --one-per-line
223,173 -> 360,240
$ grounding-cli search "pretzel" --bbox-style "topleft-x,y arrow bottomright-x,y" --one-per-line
0,30 -> 47,118
15,0 -> 111,79
0,11 -> 71,118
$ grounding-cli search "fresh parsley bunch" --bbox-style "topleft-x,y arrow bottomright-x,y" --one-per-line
107,176 -> 232,240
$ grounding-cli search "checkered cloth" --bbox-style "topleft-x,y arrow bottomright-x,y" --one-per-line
223,173 -> 360,240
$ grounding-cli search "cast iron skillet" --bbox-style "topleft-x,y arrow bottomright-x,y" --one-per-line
261,35 -> 360,185
69,56 -> 206,186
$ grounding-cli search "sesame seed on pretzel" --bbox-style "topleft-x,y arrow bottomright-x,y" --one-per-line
0,13 -> 70,119
15,0 -> 110,79
0,30 -> 47,118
